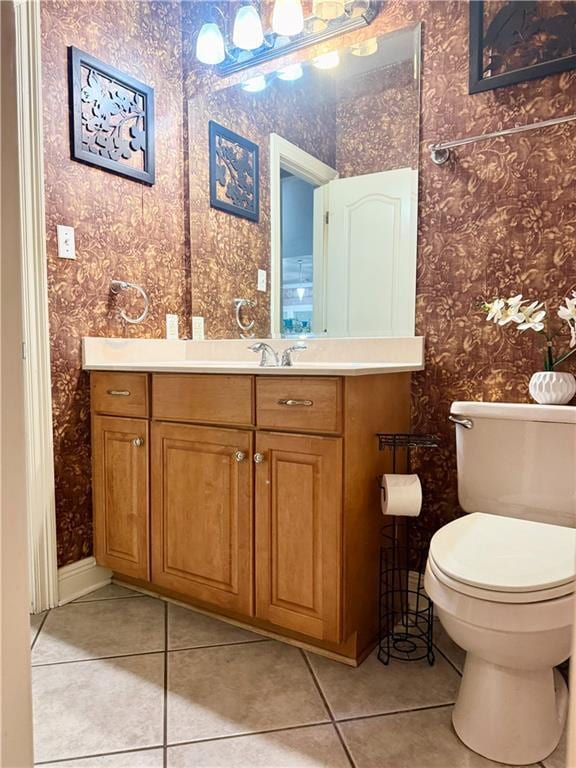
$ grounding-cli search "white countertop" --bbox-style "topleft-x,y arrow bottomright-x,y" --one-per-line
82,337 -> 425,377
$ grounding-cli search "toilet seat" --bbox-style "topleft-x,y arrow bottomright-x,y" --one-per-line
429,513 -> 576,604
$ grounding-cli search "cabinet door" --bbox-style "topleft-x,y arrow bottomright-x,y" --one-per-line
151,422 -> 253,616
92,415 -> 149,579
255,432 -> 343,642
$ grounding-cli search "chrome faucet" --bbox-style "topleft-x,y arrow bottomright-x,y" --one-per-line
249,342 -> 280,367
281,342 -> 308,367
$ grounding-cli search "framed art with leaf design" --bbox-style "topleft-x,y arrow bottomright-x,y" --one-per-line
469,1 -> 576,94
209,121 -> 259,222
68,47 -> 155,185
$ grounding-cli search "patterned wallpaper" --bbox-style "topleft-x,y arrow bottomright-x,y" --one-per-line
41,0 -> 189,566
43,0 -> 576,566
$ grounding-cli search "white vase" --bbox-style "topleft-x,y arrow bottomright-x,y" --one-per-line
529,371 -> 576,405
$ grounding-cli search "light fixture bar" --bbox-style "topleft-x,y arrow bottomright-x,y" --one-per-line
216,0 -> 378,76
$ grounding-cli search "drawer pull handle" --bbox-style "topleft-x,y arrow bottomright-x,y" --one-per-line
132,437 -> 144,447
107,389 -> 131,397
233,450 -> 246,463
277,399 -> 314,407
254,452 -> 265,464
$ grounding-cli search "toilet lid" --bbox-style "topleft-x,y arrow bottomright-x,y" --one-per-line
429,513 -> 576,594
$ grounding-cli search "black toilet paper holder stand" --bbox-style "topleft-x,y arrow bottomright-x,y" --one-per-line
376,433 -> 438,666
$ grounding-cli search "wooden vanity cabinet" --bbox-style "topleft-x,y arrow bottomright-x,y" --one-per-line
151,422 -> 253,615
255,431 -> 343,642
91,415 -> 150,580
90,369 -> 411,665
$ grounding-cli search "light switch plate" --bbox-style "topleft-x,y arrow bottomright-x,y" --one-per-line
57,225 -> 76,259
257,269 -> 267,292
192,316 -> 205,341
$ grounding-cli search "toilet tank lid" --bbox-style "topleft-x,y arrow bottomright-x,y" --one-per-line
451,401 -> 576,424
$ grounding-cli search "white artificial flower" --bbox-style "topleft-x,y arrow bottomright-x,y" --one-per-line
498,294 -> 526,326
558,292 -> 576,348
485,298 -> 505,323
518,310 -> 546,332
558,291 -> 576,322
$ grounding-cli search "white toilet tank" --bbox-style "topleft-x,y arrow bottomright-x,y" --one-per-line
450,401 -> 576,528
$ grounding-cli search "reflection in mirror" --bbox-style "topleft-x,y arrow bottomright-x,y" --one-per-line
188,23 -> 421,339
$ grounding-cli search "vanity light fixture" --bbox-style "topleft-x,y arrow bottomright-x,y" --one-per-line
241,74 -> 268,92
312,0 -> 346,20
272,0 -> 305,37
313,50 -> 340,69
194,1 -> 379,76
277,63 -> 304,81
195,20 -> 226,65
232,3 -> 265,51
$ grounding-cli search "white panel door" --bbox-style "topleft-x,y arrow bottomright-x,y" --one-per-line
323,168 -> 417,337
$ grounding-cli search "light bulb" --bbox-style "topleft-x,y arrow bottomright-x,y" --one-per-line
195,22 -> 226,65
350,38 -> 378,57
297,286 -> 305,301
272,0 -> 304,36
312,51 -> 340,70
312,0 -> 345,20
241,74 -> 267,92
277,63 -> 303,81
232,4 -> 264,51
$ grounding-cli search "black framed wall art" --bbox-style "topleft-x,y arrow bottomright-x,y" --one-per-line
469,1 -> 576,94
68,46 -> 155,185
209,120 -> 259,222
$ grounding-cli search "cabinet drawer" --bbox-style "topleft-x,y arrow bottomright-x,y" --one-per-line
152,374 -> 254,426
256,377 -> 342,434
91,372 -> 149,418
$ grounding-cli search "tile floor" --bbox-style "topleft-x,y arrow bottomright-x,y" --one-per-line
30,584 -> 567,768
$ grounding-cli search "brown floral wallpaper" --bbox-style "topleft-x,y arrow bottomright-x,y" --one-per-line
41,0 -> 189,566
44,0 -> 576,566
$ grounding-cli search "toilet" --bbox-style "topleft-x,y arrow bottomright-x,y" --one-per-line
424,401 -> 576,766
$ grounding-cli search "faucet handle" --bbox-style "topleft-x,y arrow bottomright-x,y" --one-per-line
281,342 -> 308,367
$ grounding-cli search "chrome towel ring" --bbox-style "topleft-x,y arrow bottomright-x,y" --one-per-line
111,280 -> 149,325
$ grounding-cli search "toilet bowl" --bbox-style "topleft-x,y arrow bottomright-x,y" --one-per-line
425,401 -> 576,765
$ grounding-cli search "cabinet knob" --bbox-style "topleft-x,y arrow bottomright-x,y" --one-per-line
233,450 -> 246,462
253,452 -> 265,464
132,437 -> 144,447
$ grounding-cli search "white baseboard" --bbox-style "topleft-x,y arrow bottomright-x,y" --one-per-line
58,556 -> 112,605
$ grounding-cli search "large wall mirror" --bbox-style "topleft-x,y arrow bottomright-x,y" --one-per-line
188,23 -> 421,339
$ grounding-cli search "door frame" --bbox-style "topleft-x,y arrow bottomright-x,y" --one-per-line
269,133 -> 338,338
14,0 -> 59,612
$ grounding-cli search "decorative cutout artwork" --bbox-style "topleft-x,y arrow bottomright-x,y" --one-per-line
469,1 -> 576,93
68,47 -> 155,184
209,120 -> 259,222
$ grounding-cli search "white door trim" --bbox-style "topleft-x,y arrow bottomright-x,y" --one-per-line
269,133 -> 338,338
15,0 -> 59,613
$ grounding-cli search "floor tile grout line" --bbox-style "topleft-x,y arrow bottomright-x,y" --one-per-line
299,649 -> 357,768
72,594 -> 146,603
30,610 -> 50,651
31,649 -> 166,667
32,638 -> 272,668
336,700 -> 456,725
163,601 -> 168,768
166,720 -> 333,749
34,744 -> 164,766
168,638 -> 270,653
432,643 -> 463,677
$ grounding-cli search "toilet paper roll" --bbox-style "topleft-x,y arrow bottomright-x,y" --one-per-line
380,474 -> 422,517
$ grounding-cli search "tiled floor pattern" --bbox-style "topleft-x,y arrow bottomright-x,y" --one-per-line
30,584 -> 566,768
